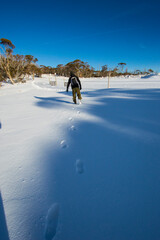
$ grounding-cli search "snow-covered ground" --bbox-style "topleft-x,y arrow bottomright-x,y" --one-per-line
1,75 -> 160,240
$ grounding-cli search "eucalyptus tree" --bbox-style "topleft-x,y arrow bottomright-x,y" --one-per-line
134,70 -> 141,75
24,55 -> 39,79
0,38 -> 16,84
148,69 -> 154,74
0,38 -> 41,83
118,62 -> 126,73
56,64 -> 64,76
64,59 -> 92,77
101,65 -> 108,77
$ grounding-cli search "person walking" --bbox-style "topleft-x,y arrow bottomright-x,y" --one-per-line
66,72 -> 82,104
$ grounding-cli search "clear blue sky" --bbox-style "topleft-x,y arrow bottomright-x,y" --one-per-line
1,0 -> 160,72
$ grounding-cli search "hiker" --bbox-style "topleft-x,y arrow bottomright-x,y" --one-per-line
66,72 -> 82,104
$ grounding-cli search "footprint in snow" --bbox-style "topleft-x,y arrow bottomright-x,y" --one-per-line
77,111 -> 80,114
68,117 -> 73,121
70,125 -> 76,131
44,203 -> 60,240
60,140 -> 68,149
76,159 -> 84,174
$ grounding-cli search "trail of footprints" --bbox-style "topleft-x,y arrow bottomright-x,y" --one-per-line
60,107 -> 84,174
60,108 -> 81,150
45,108 -> 84,240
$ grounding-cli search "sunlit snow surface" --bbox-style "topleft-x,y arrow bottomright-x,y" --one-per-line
1,75 -> 160,240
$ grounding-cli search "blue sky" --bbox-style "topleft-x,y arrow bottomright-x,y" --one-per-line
1,0 -> 160,71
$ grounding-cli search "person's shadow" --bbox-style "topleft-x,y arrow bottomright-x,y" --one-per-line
0,192 -> 10,240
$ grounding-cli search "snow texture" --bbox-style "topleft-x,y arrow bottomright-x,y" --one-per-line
1,75 -> 160,240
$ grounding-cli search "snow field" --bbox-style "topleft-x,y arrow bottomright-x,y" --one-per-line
0,75 -> 160,240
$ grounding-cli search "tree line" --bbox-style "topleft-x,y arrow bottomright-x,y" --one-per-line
40,61 -> 154,78
0,38 -> 155,85
0,38 -> 41,85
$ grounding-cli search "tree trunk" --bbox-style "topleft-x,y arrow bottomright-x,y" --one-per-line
3,64 -> 15,84
5,57 -> 15,84
7,72 -> 15,84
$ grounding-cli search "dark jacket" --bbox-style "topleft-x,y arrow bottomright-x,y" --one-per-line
66,74 -> 82,91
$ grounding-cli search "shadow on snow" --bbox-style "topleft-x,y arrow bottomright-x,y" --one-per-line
36,88 -> 160,240
0,192 -> 10,240
34,95 -> 73,108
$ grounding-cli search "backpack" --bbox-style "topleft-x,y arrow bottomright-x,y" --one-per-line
71,76 -> 79,87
